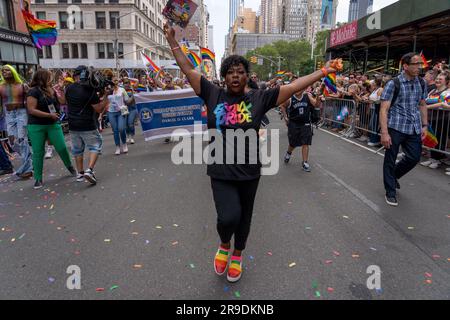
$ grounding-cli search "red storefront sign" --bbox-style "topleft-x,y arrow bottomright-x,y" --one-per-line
330,21 -> 358,47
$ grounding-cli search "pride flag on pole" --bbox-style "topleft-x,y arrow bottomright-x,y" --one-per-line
21,0 -> 57,49
187,51 -> 201,67
141,52 -> 161,73
200,47 -> 215,62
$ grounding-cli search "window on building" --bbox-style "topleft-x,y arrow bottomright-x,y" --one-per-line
118,43 -> 124,58
80,43 -> 88,59
96,12 -> 106,29
68,10 -> 83,29
35,0 -> 45,3
71,43 -> 79,59
36,12 -> 46,20
37,49 -> 44,59
72,0 -> 82,3
97,43 -> 105,59
95,0 -> 105,3
59,12 -> 68,29
58,0 -> 68,3
107,43 -> 114,59
110,12 -> 120,29
109,0 -> 119,3
61,43 -> 70,59
45,46 -> 52,59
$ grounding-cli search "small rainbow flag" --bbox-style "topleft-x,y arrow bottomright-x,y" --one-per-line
202,63 -> 210,75
21,0 -> 57,49
187,51 -> 201,68
420,51 -> 429,69
324,73 -> 337,94
276,71 -> 286,77
200,47 -> 215,61
422,126 -> 438,149
141,52 -> 161,73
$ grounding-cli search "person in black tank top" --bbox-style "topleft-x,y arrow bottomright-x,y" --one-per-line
280,90 -> 317,172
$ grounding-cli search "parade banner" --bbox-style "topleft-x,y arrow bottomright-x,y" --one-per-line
135,89 -> 207,141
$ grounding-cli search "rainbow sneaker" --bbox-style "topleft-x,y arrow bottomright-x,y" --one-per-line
227,256 -> 243,283
214,246 -> 230,276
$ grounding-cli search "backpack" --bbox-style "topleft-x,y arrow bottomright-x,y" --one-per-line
391,76 -> 426,108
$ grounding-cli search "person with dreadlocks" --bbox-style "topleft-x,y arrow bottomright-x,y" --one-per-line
0,65 -> 33,180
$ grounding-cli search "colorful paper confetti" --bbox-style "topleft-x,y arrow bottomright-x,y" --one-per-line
289,262 -> 296,268
234,291 -> 241,298
110,285 -> 119,291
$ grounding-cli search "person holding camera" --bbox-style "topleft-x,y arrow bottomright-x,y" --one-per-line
65,66 -> 109,185
26,69 -> 76,189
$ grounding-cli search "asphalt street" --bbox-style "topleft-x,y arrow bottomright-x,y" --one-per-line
1,110 -> 449,300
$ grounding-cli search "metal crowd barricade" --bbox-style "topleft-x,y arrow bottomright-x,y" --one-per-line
320,98 -> 356,137
320,97 -> 450,159
426,108 -> 450,157
352,101 -> 380,137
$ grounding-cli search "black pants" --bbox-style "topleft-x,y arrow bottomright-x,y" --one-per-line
383,128 -> 422,197
211,177 -> 260,251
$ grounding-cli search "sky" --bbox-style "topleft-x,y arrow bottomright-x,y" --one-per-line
205,0 -> 399,68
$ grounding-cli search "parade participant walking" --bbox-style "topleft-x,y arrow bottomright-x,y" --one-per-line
107,76 -> 132,155
123,79 -> 138,145
163,21 -> 340,283
0,65 -> 33,180
380,52 -> 429,206
281,90 -> 318,172
26,69 -> 76,189
65,66 -> 109,185
0,103 -> 13,176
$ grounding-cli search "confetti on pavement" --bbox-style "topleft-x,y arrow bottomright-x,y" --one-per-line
172,241 -> 178,246
327,287 -> 334,293
96,288 -> 105,292
267,251 -> 273,256
289,262 -> 296,268
224,286 -> 230,292
315,291 -> 321,298
133,264 -> 143,269
189,264 -> 195,269
48,277 -> 55,283
234,291 -> 241,298
156,226 -> 162,229
18,233 -> 26,240
104,239 -> 111,242
407,227 -> 415,230
110,285 -> 119,291
333,251 -> 340,256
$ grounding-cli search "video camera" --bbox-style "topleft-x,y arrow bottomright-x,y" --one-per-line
78,66 -> 114,94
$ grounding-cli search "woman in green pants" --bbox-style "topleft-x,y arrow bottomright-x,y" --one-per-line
26,69 -> 76,189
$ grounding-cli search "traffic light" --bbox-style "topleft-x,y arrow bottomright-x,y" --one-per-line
250,56 -> 257,64
316,61 -> 324,70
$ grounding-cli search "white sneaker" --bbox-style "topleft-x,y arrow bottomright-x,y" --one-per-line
420,160 -> 433,167
122,144 -> 128,154
446,172 -> 450,176
428,159 -> 440,169
446,168 -> 450,172
115,147 -> 121,155
126,138 -> 131,144
45,146 -> 53,159
76,173 -> 85,182
130,138 -> 135,145
357,136 -> 368,142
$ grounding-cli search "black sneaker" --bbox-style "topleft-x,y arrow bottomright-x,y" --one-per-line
84,168 -> 97,185
302,161 -> 311,172
67,166 -> 77,177
385,195 -> 398,207
34,180 -> 43,190
284,152 -> 292,164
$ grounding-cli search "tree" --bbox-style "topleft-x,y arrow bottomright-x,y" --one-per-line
245,39 -> 314,80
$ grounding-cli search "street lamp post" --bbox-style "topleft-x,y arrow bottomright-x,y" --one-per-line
114,9 -> 149,76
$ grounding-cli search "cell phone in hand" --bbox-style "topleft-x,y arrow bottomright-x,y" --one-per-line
59,112 -> 66,122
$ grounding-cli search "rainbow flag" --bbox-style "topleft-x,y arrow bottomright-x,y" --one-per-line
420,51 -> 429,69
422,126 -> 438,149
141,52 -> 161,73
21,0 -> 57,49
324,73 -> 337,94
202,63 -> 210,75
200,47 -> 215,61
187,51 -> 201,68
276,71 -> 286,77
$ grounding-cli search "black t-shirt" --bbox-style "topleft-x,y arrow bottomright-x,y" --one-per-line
65,83 -> 100,131
200,76 -> 280,181
287,93 -> 313,124
27,87 -> 60,125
